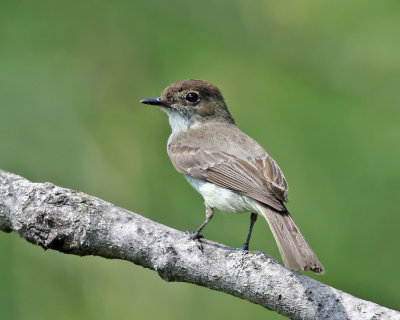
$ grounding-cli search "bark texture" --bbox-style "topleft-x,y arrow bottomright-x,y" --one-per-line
0,169 -> 399,320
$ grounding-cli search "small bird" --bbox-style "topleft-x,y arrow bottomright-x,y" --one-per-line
140,79 -> 324,273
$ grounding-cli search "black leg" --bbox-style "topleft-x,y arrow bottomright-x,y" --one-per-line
189,204 -> 214,240
241,213 -> 258,250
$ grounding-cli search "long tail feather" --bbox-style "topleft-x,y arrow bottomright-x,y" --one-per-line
256,203 -> 325,274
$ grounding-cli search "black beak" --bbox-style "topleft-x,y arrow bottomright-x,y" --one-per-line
140,97 -> 170,107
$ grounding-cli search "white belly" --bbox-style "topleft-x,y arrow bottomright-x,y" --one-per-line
185,175 -> 257,213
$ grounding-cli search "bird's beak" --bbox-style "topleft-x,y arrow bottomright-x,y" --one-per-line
140,97 -> 170,108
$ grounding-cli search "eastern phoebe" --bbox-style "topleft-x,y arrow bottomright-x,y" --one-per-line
140,79 -> 324,274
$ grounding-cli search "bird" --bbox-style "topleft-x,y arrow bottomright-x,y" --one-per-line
140,79 -> 324,274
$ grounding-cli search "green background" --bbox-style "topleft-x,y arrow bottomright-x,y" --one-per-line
1,1 -> 399,319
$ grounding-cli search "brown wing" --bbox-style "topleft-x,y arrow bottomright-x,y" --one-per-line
168,144 -> 288,211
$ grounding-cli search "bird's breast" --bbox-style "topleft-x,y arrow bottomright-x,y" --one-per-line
184,175 -> 256,213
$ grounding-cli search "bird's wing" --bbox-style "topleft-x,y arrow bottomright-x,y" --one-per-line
168,144 -> 288,211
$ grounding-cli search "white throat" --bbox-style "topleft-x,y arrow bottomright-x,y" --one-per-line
165,109 -> 193,133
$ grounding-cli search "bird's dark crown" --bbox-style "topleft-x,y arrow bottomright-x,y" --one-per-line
161,79 -> 224,102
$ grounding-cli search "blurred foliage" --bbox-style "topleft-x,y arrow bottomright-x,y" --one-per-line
1,0 -> 399,319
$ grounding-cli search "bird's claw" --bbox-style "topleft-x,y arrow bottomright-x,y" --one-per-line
186,231 -> 204,240
186,231 -> 204,251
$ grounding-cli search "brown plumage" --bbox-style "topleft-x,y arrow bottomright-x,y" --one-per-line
141,79 -> 325,274
167,124 -> 287,211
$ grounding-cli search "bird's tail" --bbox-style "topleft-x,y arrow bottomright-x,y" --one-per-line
255,203 -> 325,274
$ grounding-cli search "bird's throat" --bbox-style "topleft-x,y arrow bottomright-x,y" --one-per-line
166,110 -> 196,133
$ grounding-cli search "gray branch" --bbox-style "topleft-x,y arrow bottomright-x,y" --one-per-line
0,169 -> 398,320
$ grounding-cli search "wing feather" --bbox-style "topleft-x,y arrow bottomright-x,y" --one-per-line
168,144 -> 288,211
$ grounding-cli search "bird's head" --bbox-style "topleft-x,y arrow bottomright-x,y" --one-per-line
140,79 -> 235,130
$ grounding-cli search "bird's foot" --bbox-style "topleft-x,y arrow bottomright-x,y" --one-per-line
186,231 -> 204,251
186,231 -> 204,240
240,242 -> 250,251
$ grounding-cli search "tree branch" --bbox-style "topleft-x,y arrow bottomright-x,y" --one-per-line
0,169 -> 398,320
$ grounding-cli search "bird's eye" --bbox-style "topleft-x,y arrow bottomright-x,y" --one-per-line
186,92 -> 199,102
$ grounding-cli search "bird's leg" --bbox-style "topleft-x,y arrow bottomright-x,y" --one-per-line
189,204 -> 214,240
241,212 -> 258,250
